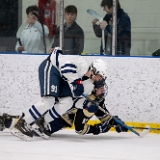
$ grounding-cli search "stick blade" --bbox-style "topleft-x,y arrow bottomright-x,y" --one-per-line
139,125 -> 150,138
87,9 -> 102,20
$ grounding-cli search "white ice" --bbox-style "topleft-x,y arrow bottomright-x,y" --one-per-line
0,129 -> 160,160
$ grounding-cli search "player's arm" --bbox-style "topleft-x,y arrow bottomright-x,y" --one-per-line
94,103 -> 128,134
60,62 -> 84,97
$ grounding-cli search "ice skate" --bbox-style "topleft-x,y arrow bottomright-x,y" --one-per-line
32,116 -> 51,140
2,113 -> 20,130
11,113 -> 33,141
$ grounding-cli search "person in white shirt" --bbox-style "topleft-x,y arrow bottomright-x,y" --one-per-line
15,5 -> 49,54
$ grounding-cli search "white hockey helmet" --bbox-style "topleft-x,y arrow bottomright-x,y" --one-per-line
90,59 -> 108,79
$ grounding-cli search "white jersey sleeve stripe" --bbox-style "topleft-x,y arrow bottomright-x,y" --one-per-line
61,63 -> 77,69
44,61 -> 49,95
60,63 -> 77,74
61,69 -> 76,74
47,64 -> 52,95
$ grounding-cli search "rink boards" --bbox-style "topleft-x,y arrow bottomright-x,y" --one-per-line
0,53 -> 160,133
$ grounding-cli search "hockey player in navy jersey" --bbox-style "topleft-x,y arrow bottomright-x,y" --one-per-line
72,79 -> 128,136
33,78 -> 128,139
11,47 -> 109,141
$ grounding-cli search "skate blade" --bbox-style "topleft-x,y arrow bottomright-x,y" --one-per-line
11,128 -> 32,142
32,124 -> 49,140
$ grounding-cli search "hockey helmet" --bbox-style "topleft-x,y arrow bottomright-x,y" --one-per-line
93,78 -> 108,98
94,78 -> 106,89
90,59 -> 108,79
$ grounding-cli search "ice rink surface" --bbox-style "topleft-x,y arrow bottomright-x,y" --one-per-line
0,129 -> 160,160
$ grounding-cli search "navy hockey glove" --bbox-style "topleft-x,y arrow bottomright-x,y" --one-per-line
113,116 -> 128,133
115,124 -> 128,133
83,100 -> 99,113
71,78 -> 84,97
93,121 -> 111,135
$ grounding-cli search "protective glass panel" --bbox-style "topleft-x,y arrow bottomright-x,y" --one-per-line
0,0 -> 160,56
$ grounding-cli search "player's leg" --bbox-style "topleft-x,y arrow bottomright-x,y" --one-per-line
35,104 -> 77,139
74,108 -> 93,135
32,96 -> 74,139
32,78 -> 74,139
74,108 -> 113,135
12,59 -> 60,140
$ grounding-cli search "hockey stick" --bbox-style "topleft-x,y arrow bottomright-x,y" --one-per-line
82,93 -> 149,137
87,9 -> 102,21
87,9 -> 105,54
16,21 -> 28,46
132,126 -> 160,131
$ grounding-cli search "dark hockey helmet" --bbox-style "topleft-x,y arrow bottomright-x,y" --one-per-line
94,78 -> 106,89
93,78 -> 108,97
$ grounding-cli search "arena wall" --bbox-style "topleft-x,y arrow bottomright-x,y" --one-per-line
0,53 -> 160,133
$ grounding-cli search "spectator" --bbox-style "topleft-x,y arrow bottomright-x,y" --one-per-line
48,5 -> 84,55
92,0 -> 131,56
15,5 -> 49,54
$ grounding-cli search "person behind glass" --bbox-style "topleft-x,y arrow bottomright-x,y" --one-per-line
15,5 -> 49,53
48,5 -> 84,55
92,0 -> 131,56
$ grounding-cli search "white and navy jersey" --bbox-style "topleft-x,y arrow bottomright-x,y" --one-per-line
83,78 -> 94,95
50,52 -> 89,83
74,97 -> 86,109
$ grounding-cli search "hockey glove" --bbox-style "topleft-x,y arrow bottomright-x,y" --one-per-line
113,116 -> 128,133
83,100 -> 99,113
71,78 -> 84,97
93,120 -> 111,135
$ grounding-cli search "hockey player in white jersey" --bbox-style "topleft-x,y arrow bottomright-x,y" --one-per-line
11,47 -> 109,141
31,59 -> 108,139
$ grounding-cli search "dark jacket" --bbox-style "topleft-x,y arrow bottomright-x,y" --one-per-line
93,8 -> 131,56
52,21 -> 84,55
